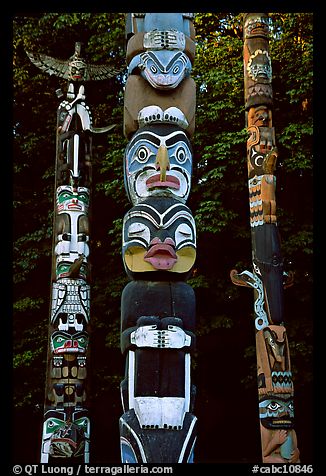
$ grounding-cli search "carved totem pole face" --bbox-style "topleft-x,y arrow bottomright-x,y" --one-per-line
122,197 -> 196,277
124,124 -> 193,204
128,50 -> 192,89
244,15 -> 270,38
41,409 -> 90,460
68,59 -> 87,82
50,330 -> 89,354
56,185 -> 90,213
243,14 -> 273,109
259,395 -> 294,430
54,185 -> 90,280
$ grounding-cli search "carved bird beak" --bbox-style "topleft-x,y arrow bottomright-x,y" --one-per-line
155,145 -> 170,182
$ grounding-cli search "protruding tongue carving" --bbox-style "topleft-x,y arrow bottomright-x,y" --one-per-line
144,237 -> 177,270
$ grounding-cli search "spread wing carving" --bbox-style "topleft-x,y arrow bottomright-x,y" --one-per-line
26,51 -> 124,81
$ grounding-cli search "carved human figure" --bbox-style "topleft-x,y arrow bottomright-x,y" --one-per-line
260,425 -> 300,463
124,124 -> 193,204
54,185 -> 90,281
243,14 -> 273,109
259,395 -> 300,462
119,280 -> 197,463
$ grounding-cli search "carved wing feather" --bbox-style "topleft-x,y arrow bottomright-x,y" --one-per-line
27,51 -> 70,79
87,63 -> 124,81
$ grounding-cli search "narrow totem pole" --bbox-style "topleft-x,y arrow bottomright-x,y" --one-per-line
27,43 -> 120,462
230,13 -> 300,463
119,13 -> 198,463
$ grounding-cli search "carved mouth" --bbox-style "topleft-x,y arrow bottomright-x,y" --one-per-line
54,342 -> 84,353
67,203 -> 82,210
146,174 -> 180,190
272,419 -> 292,425
144,243 -> 177,270
262,418 -> 293,429
51,437 -> 78,448
146,73 -> 181,88
54,348 -> 80,353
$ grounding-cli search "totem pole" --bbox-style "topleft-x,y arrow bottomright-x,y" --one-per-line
230,14 -> 300,463
27,42 -> 120,462
119,13 -> 198,463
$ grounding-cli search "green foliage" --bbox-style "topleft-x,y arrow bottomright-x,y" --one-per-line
13,297 -> 44,312
13,349 -> 43,369
195,199 -> 238,233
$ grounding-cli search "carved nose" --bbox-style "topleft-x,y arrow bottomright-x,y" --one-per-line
155,145 -> 170,182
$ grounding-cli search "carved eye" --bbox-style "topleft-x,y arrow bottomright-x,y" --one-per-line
78,192 -> 89,203
75,417 -> 88,428
178,224 -> 192,236
254,154 -> 264,167
268,336 -> 275,345
46,418 -> 61,432
57,263 -> 70,273
267,401 -> 282,412
128,222 -> 150,243
128,223 -> 145,235
150,64 -> 158,74
175,223 -> 193,247
175,146 -> 187,164
62,233 -> 71,241
136,146 -> 151,162
172,65 -> 180,74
